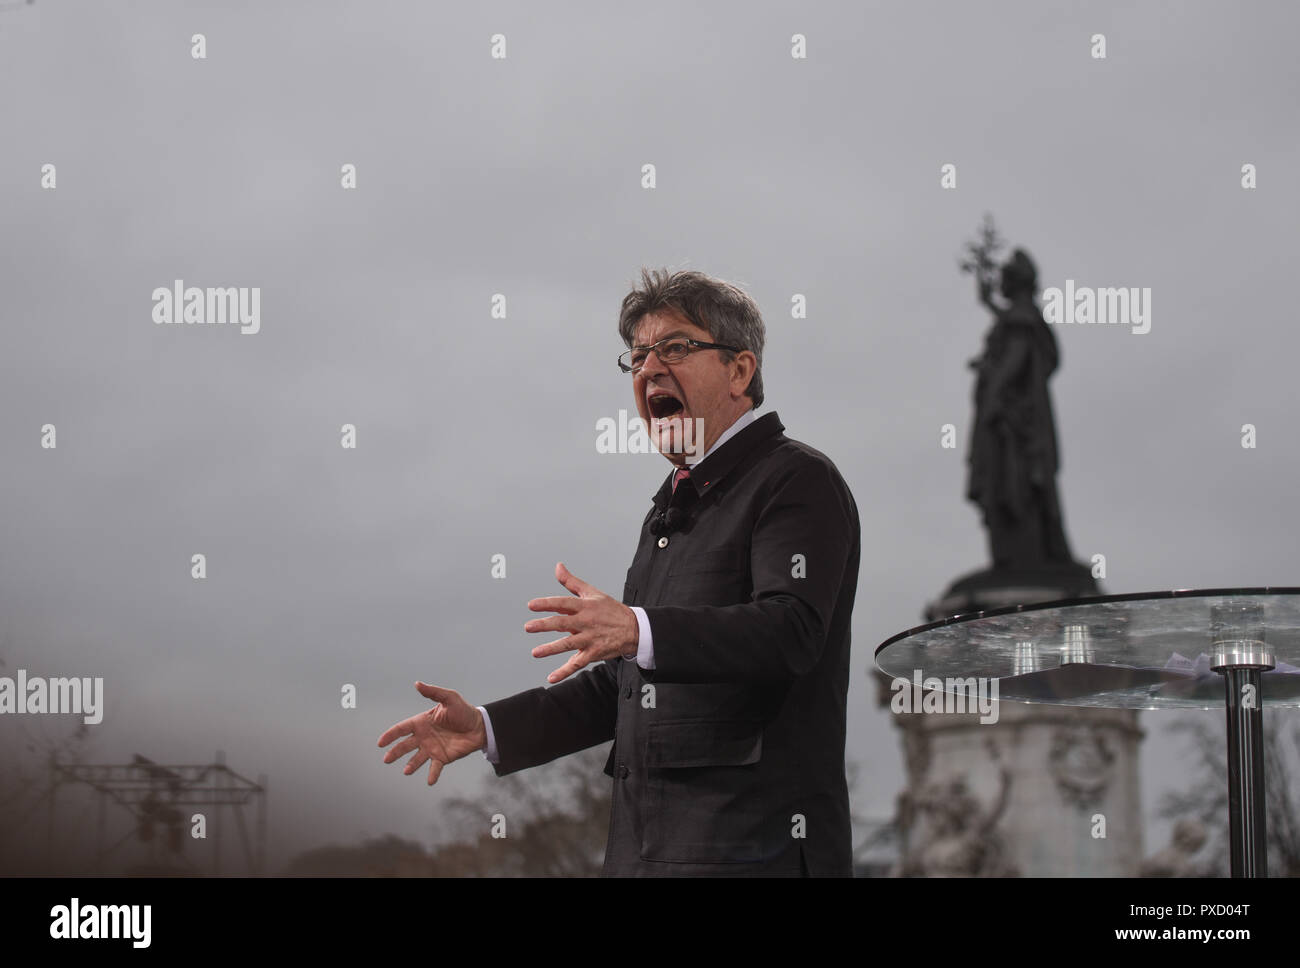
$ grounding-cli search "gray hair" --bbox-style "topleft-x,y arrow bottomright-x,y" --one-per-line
617,268 -> 766,409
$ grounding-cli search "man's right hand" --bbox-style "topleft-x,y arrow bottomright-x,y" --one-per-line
377,682 -> 487,786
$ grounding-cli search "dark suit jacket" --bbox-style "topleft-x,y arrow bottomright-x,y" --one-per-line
484,410 -> 861,875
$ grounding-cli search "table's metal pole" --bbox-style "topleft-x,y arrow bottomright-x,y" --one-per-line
1221,668 -> 1267,876
1212,639 -> 1271,877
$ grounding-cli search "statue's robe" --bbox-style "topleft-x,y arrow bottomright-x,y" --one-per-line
967,299 -> 1072,567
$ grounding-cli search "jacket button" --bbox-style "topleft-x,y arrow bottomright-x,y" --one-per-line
617,764 -> 629,779
624,684 -> 633,699
657,536 -> 669,548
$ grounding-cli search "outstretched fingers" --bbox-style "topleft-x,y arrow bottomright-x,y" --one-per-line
415,681 -> 456,704
555,561 -> 591,596
532,632 -> 585,659
377,716 -> 416,748
383,735 -> 420,764
527,596 -> 580,615
547,653 -> 589,684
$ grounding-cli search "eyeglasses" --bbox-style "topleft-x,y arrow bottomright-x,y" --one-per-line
618,336 -> 744,374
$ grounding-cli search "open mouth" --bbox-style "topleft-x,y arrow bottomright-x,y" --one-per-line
648,392 -> 685,419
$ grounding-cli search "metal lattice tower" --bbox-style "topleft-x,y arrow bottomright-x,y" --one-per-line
49,751 -> 267,874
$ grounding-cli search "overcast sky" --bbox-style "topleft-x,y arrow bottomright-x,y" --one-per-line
2,0 -> 1298,872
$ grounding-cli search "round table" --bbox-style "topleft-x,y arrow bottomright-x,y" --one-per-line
875,587 -> 1300,877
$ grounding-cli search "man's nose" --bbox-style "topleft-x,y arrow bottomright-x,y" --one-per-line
639,347 -> 669,379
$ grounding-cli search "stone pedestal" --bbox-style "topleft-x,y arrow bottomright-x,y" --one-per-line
882,573 -> 1145,876
890,699 -> 1143,876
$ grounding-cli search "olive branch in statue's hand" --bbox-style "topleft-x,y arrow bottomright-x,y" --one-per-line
959,213 -> 1005,295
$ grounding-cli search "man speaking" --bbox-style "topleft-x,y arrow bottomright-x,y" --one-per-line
378,268 -> 861,876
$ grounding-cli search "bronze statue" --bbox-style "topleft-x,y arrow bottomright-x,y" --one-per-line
962,218 -> 1074,569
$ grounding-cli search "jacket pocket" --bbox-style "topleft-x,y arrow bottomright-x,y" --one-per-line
667,543 -> 746,576
644,719 -> 761,767
661,544 -> 750,606
640,720 -> 766,863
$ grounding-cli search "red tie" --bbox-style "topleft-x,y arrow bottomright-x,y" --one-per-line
672,467 -> 691,495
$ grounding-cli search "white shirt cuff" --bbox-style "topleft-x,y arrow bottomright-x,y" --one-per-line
631,606 -> 655,670
477,705 -> 500,764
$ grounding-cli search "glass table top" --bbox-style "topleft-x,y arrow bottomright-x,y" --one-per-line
874,588 -> 1300,710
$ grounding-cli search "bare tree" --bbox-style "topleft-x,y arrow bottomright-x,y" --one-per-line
433,746 -> 611,876
0,652 -> 99,874
281,745 -> 612,876
1157,710 -> 1300,877
286,749 -> 880,876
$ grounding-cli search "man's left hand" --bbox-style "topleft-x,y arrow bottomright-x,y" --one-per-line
525,561 -> 638,683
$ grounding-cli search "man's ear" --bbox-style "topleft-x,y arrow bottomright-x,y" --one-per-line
729,351 -> 757,398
